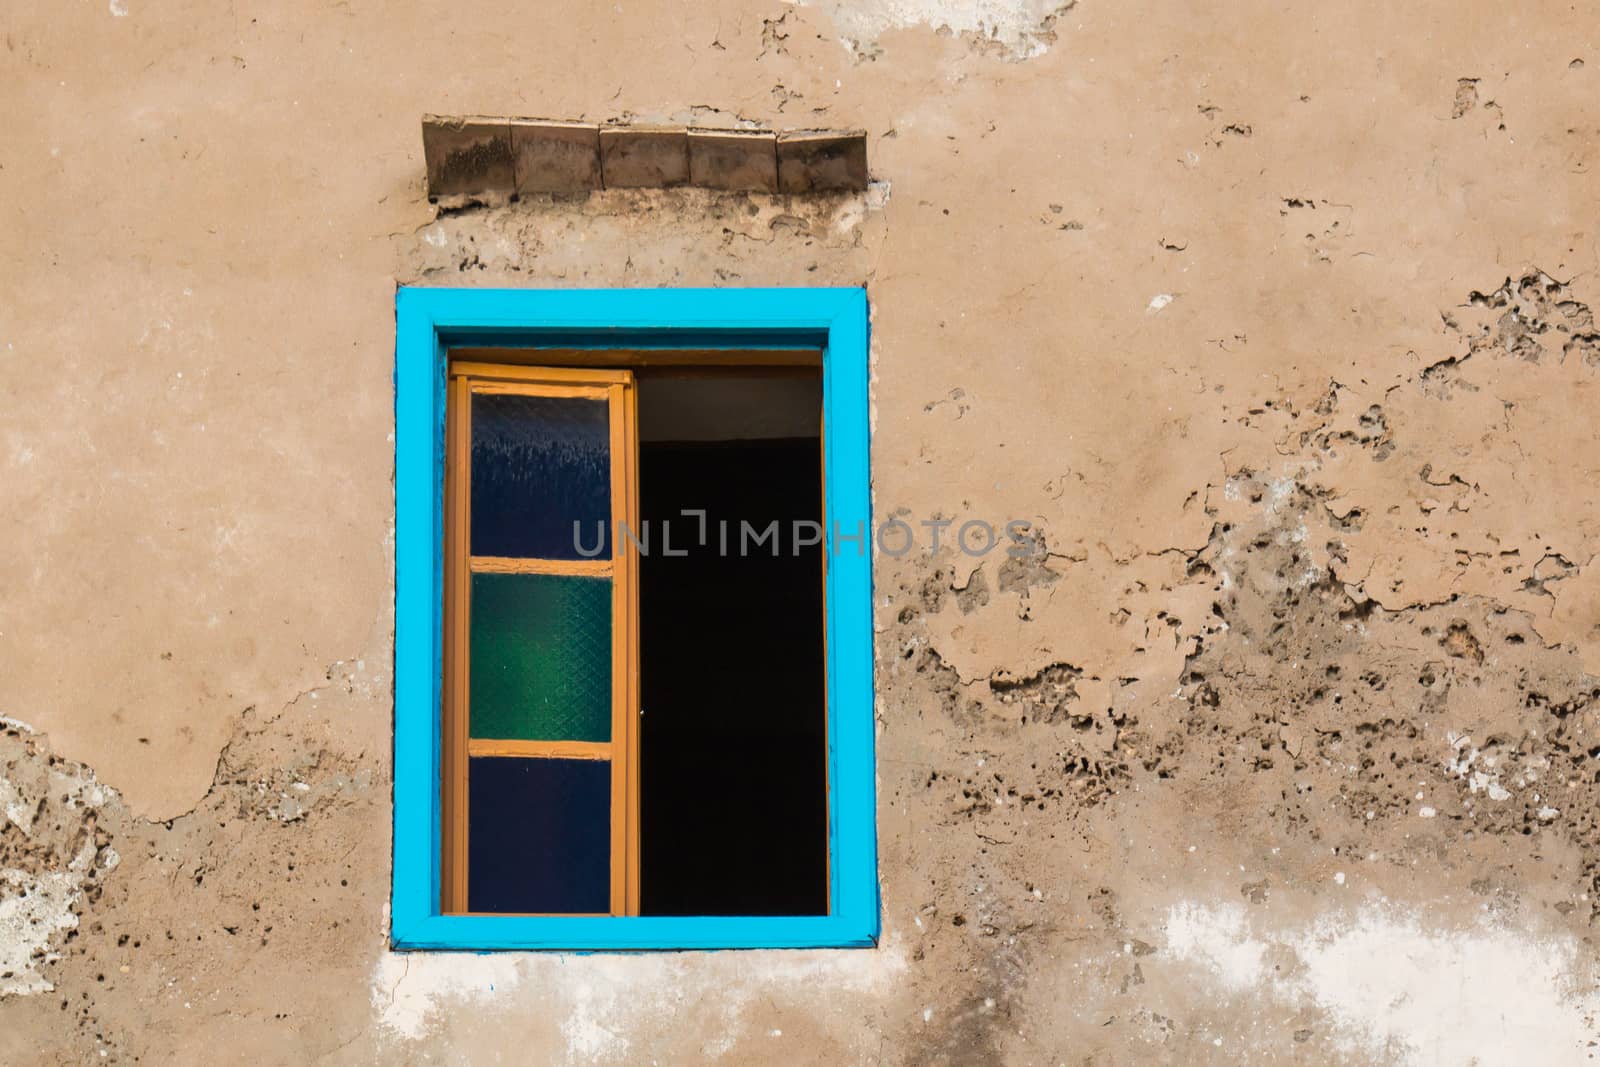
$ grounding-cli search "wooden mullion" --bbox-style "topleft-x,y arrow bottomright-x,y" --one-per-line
467,739 -> 613,760
442,375 -> 472,915
470,556 -> 612,577
470,381 -> 610,400
607,380 -> 629,917
451,361 -> 635,386
623,379 -> 642,917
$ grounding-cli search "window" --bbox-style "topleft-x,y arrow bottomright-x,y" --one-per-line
392,288 -> 876,950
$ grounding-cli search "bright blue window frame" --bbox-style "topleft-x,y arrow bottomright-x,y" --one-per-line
391,286 -> 877,951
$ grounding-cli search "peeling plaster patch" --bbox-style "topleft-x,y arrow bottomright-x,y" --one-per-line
109,0 -> 128,14
1447,732 -> 1514,801
0,868 -> 91,996
408,188 -> 877,287
804,0 -> 1074,59
0,775 -> 32,833
372,942 -> 908,1054
1146,293 -> 1175,313
0,720 -> 121,997
1162,901 -> 1600,1065
830,180 -> 892,235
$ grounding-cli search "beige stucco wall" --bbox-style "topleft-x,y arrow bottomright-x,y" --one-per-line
4,0 -> 1600,1062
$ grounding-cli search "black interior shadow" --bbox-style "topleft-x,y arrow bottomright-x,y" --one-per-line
638,436 -> 827,916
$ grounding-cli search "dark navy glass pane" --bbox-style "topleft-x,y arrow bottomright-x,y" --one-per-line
467,756 -> 611,914
471,392 -> 610,560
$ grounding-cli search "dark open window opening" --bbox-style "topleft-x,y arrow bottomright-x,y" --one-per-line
637,369 -> 828,916
439,353 -> 829,919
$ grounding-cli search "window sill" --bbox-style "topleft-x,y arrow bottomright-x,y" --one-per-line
390,912 -> 879,952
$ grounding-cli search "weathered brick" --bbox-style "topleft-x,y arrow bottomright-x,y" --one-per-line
687,129 -> 778,192
777,130 -> 869,193
510,120 -> 602,195
422,116 -> 514,200
599,126 -> 690,188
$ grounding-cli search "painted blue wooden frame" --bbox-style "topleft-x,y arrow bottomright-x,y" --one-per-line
391,286 -> 877,951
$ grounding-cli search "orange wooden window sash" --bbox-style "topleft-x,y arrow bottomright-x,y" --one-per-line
440,365 -> 640,917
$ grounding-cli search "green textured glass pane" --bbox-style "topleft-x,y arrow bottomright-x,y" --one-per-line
470,572 -> 612,742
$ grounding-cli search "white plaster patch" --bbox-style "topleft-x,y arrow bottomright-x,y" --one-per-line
0,812 -> 114,998
803,0 -> 1073,59
371,951 -> 527,1041
0,718 -> 121,998
1447,732 -> 1514,801
1146,293 -> 1175,313
371,939 -> 908,1058
0,775 -> 33,834
1163,902 -> 1267,991
0,869 -> 89,996
1161,900 -> 1600,1065
560,977 -> 634,1061
109,0 -> 129,15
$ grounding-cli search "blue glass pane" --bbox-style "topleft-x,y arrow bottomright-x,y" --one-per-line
471,392 -> 610,560
467,756 -> 611,914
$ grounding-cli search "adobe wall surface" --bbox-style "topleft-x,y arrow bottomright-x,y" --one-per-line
3,1 -> 1600,1063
